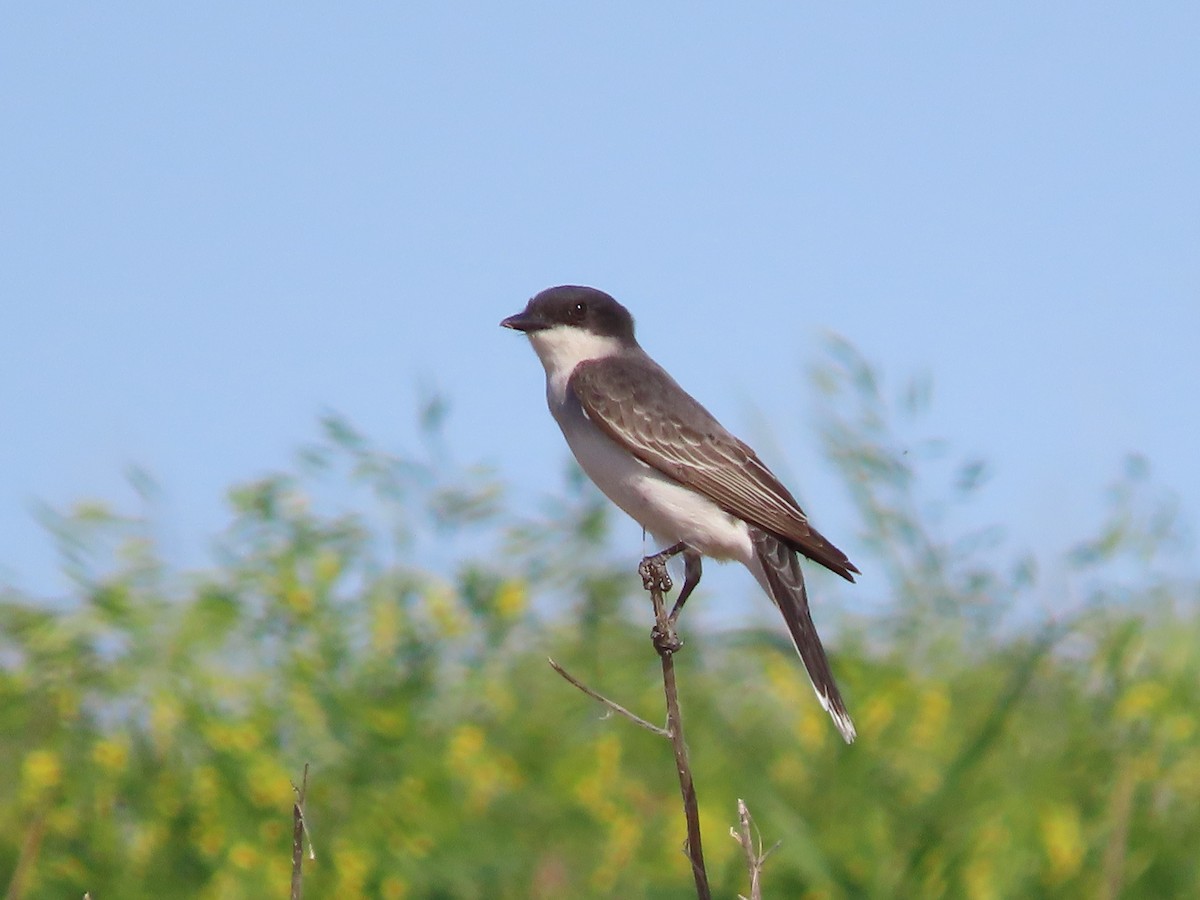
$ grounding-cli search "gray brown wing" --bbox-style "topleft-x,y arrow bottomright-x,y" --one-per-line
570,355 -> 859,581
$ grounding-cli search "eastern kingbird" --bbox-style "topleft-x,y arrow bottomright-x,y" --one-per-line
502,285 -> 859,743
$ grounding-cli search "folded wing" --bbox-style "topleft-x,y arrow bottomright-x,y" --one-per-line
570,355 -> 859,581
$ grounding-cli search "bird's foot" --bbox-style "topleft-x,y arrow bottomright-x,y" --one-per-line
651,622 -> 683,655
638,554 -> 674,594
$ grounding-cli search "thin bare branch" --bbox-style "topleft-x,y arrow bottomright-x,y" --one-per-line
731,798 -> 780,900
640,552 -> 712,900
548,657 -> 670,737
291,763 -> 315,900
550,550 -> 712,899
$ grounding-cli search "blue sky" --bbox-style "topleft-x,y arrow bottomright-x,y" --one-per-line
3,5 -> 1197,603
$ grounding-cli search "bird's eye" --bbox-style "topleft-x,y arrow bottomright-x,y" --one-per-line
570,302 -> 587,320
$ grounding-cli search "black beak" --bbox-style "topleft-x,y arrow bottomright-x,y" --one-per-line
500,309 -> 548,332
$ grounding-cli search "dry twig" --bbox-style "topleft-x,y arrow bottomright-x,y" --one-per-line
550,553 -> 712,900
291,763 -> 315,900
731,798 -> 780,900
547,658 -> 669,737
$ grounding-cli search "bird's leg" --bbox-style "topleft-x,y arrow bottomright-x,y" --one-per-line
668,548 -> 703,624
639,542 -> 702,655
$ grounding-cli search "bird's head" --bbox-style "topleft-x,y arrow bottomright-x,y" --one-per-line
501,285 -> 637,372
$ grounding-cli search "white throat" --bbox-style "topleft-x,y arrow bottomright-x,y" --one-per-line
527,325 -> 625,401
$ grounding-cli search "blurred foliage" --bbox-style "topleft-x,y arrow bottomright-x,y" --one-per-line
2,345 -> 1198,899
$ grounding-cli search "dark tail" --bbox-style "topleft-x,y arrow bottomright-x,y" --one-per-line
750,527 -> 856,743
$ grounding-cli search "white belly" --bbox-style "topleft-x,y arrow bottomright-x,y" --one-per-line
548,389 -> 754,564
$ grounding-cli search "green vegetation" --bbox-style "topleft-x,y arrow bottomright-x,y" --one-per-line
2,343 -> 1196,898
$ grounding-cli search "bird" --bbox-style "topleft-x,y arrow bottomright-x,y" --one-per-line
501,285 -> 860,743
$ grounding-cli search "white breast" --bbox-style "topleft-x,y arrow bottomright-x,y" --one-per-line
526,326 -> 754,564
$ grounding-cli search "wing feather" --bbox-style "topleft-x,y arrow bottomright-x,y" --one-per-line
570,355 -> 859,581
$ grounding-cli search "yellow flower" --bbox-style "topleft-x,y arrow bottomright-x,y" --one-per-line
204,721 -> 261,754
92,737 -> 130,773
333,839 -> 370,899
285,584 -> 315,615
314,549 -> 343,588
21,749 -> 62,800
389,831 -> 434,859
425,584 -> 467,637
483,678 -> 516,717
48,804 -> 82,838
193,765 -> 220,805
574,734 -> 622,819
764,656 -> 806,708
396,775 -> 427,808
589,810 -> 641,894
196,822 -> 225,858
911,685 -> 950,748
860,692 -> 896,737
228,842 -> 259,870
1040,804 -> 1085,883
795,707 -> 827,753
53,686 -> 81,721
964,855 -> 998,900
260,819 -> 286,845
1116,681 -> 1167,722
150,695 -> 182,753
448,724 -> 485,761
370,597 -> 401,656
289,688 -> 328,732
246,758 -> 290,809
381,876 -> 408,900
494,579 -> 528,619
367,707 -> 408,738
447,724 -> 519,812
131,823 -> 166,866
1164,711 -> 1195,743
